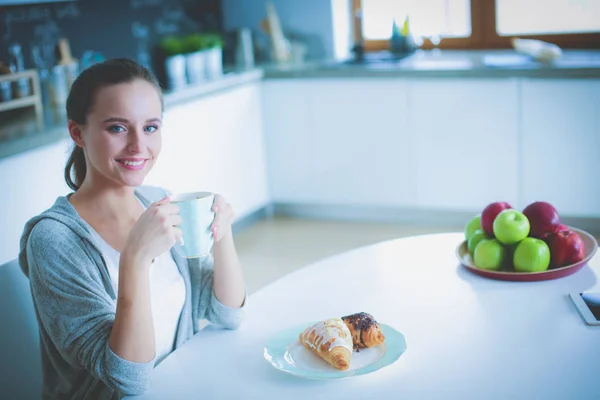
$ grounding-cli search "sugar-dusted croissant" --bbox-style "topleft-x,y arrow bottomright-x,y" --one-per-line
341,312 -> 385,350
299,318 -> 353,371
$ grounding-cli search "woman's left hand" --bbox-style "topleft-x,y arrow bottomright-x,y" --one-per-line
211,194 -> 235,242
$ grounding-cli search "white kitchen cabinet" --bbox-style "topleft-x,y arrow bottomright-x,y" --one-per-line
146,82 -> 270,220
520,79 -> 600,217
410,78 -> 520,212
0,139 -> 71,265
263,78 -> 415,207
309,79 -> 416,207
262,80 -> 319,203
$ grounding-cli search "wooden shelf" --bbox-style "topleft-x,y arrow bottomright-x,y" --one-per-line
0,69 -> 44,131
0,95 -> 37,112
0,70 -> 38,83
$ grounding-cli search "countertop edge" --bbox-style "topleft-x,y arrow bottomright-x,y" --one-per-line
0,127 -> 70,160
261,49 -> 600,79
163,68 -> 264,108
262,67 -> 600,79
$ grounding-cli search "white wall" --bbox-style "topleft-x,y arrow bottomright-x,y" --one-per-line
0,138 -> 72,265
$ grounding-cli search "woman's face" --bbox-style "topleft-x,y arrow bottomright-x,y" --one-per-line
79,79 -> 163,188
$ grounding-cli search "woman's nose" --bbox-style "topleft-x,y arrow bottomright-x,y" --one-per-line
127,130 -> 143,153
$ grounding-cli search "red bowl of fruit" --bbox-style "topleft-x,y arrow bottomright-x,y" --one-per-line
457,201 -> 598,282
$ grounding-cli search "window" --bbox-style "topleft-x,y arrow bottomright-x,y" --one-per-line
361,0 -> 471,40
496,0 -> 600,36
353,0 -> 600,51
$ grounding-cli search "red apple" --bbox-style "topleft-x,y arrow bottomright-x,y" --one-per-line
541,223 -> 569,241
522,201 -> 561,238
546,229 -> 586,268
481,202 -> 512,235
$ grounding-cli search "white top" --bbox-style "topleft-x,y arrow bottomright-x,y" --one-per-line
87,215 -> 186,366
126,233 -> 600,399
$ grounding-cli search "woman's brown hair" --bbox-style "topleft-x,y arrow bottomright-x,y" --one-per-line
64,58 -> 162,191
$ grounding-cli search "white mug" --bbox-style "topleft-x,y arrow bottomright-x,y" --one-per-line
171,191 -> 215,258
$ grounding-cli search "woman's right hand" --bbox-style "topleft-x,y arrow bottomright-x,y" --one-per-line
123,196 -> 183,266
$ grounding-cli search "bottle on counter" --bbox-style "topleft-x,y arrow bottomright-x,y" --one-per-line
0,63 -> 13,102
235,28 -> 255,70
8,43 -> 32,98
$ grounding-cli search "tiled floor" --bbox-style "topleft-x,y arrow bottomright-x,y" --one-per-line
233,216 -> 460,294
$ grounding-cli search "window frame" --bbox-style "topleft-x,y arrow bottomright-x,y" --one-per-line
353,0 -> 600,51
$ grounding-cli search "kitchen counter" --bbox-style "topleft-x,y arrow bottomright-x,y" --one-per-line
0,68 -> 264,160
0,124 -> 68,160
263,50 -> 600,79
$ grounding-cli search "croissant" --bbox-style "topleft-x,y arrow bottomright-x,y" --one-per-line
299,318 -> 353,370
341,312 -> 385,350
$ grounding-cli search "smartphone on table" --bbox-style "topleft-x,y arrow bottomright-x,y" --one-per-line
570,291 -> 600,326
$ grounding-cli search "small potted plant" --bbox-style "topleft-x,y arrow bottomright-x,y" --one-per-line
159,36 -> 187,90
202,33 -> 223,79
183,33 -> 207,85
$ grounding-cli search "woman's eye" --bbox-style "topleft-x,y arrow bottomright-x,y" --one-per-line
108,125 -> 125,133
144,125 -> 158,133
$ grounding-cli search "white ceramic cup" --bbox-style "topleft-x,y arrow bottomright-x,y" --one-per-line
171,191 -> 215,258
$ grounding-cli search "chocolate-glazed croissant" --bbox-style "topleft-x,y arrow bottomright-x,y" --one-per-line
341,312 -> 385,350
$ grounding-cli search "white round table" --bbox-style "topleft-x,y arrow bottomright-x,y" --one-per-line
130,233 -> 600,399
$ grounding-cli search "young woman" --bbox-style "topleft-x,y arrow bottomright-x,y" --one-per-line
18,58 -> 246,399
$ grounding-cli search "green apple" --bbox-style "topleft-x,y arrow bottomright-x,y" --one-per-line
474,239 -> 505,270
467,229 -> 488,254
493,209 -> 530,245
465,215 -> 482,240
513,238 -> 551,272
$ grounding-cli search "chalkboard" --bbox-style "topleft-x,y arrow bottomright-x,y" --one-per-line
0,0 -> 74,5
0,0 -> 223,75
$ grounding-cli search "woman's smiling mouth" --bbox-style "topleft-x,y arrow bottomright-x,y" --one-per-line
116,158 -> 148,170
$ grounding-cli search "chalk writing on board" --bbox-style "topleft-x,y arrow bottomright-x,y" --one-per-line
55,3 -> 81,20
2,3 -> 79,41
2,6 -> 51,40
162,7 -> 185,22
154,19 -> 179,36
132,22 -> 150,39
32,20 -> 61,68
33,20 -> 60,41
132,22 -> 151,69
3,6 -> 51,24
130,0 -> 163,10
153,7 -> 186,36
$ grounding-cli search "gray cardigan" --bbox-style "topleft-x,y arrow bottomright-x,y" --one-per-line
18,185 -> 246,399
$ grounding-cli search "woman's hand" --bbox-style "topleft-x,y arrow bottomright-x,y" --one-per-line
124,196 -> 183,265
112,196 -> 181,363
211,194 -> 235,242
210,194 -> 245,309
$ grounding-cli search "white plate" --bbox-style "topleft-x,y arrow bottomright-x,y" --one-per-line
264,322 -> 407,380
